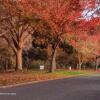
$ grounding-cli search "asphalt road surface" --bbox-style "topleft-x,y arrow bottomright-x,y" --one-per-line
0,76 -> 100,100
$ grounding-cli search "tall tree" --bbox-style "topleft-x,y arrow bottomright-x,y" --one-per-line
0,0 -> 37,70
22,0 -> 82,72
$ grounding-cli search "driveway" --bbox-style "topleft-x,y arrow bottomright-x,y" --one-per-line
0,76 -> 100,100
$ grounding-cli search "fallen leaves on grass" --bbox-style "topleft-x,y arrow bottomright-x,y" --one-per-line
0,71 -> 65,86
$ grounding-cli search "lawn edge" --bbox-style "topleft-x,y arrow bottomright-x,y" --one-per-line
0,74 -> 84,89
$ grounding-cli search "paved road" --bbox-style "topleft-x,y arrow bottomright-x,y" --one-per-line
0,76 -> 100,100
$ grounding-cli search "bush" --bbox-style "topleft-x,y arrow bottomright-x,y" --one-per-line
27,60 -> 45,70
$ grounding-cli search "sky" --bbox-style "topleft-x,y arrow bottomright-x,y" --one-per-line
82,0 -> 100,21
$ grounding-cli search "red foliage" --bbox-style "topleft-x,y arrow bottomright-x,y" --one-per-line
21,0 -> 100,56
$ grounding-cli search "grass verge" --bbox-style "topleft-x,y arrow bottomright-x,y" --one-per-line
0,70 -> 98,86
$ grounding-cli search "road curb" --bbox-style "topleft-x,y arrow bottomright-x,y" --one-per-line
0,75 -> 82,89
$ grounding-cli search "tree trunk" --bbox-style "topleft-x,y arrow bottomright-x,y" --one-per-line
49,49 -> 57,72
15,48 -> 23,71
79,63 -> 82,70
78,53 -> 82,70
95,58 -> 98,70
77,64 -> 79,70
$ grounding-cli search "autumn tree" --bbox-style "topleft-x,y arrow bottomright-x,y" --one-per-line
22,0 -> 83,72
67,17 -> 100,70
0,0 -> 38,70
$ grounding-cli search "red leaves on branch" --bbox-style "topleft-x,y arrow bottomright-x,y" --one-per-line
21,0 -> 100,56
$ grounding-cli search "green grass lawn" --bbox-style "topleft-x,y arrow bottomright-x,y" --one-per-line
54,70 -> 83,75
30,69 -> 96,76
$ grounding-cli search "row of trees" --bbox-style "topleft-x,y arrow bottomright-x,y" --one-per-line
0,0 -> 100,72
